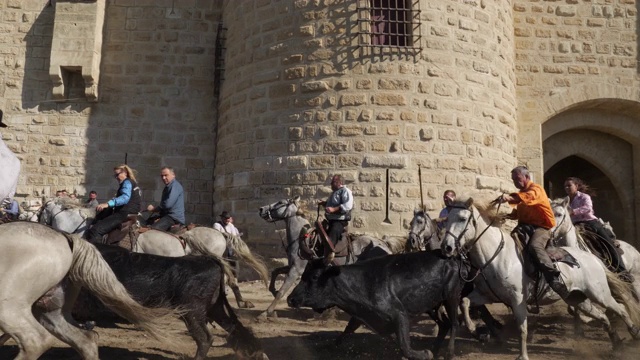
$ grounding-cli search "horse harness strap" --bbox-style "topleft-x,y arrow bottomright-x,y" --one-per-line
316,219 -> 335,251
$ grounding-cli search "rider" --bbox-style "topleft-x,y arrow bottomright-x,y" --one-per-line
146,166 -> 185,231
213,211 -> 240,236
318,174 -> 353,265
564,177 -> 633,281
436,190 -> 456,230
0,197 -> 19,221
493,166 -> 568,298
84,164 -> 141,243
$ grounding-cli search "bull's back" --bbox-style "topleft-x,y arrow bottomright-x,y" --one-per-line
96,245 -> 222,306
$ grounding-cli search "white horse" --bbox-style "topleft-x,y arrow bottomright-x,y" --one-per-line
38,197 -> 269,308
551,197 -> 640,299
257,196 -> 405,319
0,222 -> 180,359
0,120 -> 20,202
440,197 -> 640,360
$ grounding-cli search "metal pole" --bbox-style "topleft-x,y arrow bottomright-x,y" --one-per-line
418,165 -> 424,211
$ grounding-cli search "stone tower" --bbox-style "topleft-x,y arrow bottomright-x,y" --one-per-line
216,0 -> 518,252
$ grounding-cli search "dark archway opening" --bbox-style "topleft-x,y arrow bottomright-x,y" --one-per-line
544,156 -> 626,239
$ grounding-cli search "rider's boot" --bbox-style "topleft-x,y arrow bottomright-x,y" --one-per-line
547,270 -> 570,299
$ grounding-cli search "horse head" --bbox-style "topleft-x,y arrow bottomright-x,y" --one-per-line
407,209 -> 439,252
440,197 -> 477,257
38,198 -> 61,225
258,196 -> 300,223
550,197 -> 571,236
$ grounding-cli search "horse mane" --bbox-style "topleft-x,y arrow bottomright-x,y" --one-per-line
453,195 -> 507,227
51,197 -> 96,218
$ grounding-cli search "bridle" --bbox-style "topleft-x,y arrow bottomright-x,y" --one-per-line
550,204 -> 574,243
445,204 -> 505,283
261,200 -> 295,223
408,211 -> 439,251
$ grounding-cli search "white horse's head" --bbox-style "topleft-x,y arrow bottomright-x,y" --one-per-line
39,198 -> 62,225
258,196 -> 301,223
440,197 -> 477,257
407,208 -> 439,252
549,197 -> 580,247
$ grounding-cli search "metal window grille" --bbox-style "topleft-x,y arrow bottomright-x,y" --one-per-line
357,0 -> 421,50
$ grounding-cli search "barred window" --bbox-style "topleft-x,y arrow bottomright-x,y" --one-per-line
357,0 -> 421,50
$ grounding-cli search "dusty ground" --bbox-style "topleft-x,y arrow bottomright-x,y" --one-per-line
2,280 -> 640,360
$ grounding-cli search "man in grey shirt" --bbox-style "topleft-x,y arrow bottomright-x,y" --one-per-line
318,174 -> 353,264
146,166 -> 185,231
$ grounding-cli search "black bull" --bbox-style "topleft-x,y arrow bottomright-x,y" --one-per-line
287,251 -> 469,360
73,244 -> 268,360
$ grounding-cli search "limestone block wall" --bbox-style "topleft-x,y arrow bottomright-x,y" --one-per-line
217,0 -> 518,253
514,0 -> 640,178
0,0 -> 221,225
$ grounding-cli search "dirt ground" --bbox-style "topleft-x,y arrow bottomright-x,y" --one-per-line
2,280 -> 640,360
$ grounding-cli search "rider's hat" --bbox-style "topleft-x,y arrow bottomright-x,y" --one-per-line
219,211 -> 231,219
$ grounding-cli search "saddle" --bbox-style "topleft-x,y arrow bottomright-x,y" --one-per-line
511,226 -> 580,280
104,214 -> 141,251
299,219 -> 353,265
576,224 -> 624,272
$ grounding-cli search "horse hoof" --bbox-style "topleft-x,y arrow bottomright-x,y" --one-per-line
239,301 -> 255,309
629,325 -> 640,340
255,312 -> 268,322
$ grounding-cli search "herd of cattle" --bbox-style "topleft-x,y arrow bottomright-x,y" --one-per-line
1,197 -> 639,360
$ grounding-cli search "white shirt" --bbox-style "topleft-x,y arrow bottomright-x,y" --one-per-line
213,221 -> 240,236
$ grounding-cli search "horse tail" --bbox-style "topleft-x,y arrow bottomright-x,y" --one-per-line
223,233 -> 269,287
66,234 -> 181,344
605,270 -> 640,326
381,235 -> 407,254
181,231 -> 251,285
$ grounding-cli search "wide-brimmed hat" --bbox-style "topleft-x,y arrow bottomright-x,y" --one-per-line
219,211 -> 231,219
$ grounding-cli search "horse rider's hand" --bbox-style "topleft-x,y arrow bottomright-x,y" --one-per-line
147,204 -> 155,212
317,200 -> 327,206
326,206 -> 338,213
96,203 -> 109,212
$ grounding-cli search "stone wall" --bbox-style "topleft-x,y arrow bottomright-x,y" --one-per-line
217,0 -> 518,254
0,0 -> 221,225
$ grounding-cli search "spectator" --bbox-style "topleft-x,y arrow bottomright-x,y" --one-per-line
213,211 -> 241,236
1,197 -> 19,221
85,190 -> 99,208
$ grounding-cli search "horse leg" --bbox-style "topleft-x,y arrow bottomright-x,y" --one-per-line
439,297 -> 458,360
459,297 -> 476,334
182,310 -> 213,360
512,303 -> 529,360
269,265 -> 290,297
574,299 -> 622,349
37,308 -> 99,360
227,273 -> 254,309
0,333 -> 10,345
258,265 -> 302,319
335,317 -> 362,346
0,305 -> 55,360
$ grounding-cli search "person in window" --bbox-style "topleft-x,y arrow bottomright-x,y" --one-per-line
564,177 -> 632,281
84,165 -> 141,244
146,166 -> 185,231
436,190 -> 456,230
0,197 -> 19,221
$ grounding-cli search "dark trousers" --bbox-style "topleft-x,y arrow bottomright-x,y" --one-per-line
579,219 -> 627,272
85,209 -> 128,244
148,214 -> 179,231
327,220 -> 347,250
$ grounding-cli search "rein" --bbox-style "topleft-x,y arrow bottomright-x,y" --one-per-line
449,201 -> 506,284
264,201 -> 297,252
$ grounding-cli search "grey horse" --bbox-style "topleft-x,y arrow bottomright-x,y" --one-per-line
257,196 -> 405,319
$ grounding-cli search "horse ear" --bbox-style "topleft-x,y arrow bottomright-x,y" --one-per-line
292,195 -> 301,204
465,197 -> 474,208
561,196 -> 570,208
414,208 -> 419,215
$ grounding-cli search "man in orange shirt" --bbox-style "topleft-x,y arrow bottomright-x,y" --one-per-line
494,166 -> 568,298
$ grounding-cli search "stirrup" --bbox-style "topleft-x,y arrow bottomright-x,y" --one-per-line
323,252 -> 335,266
